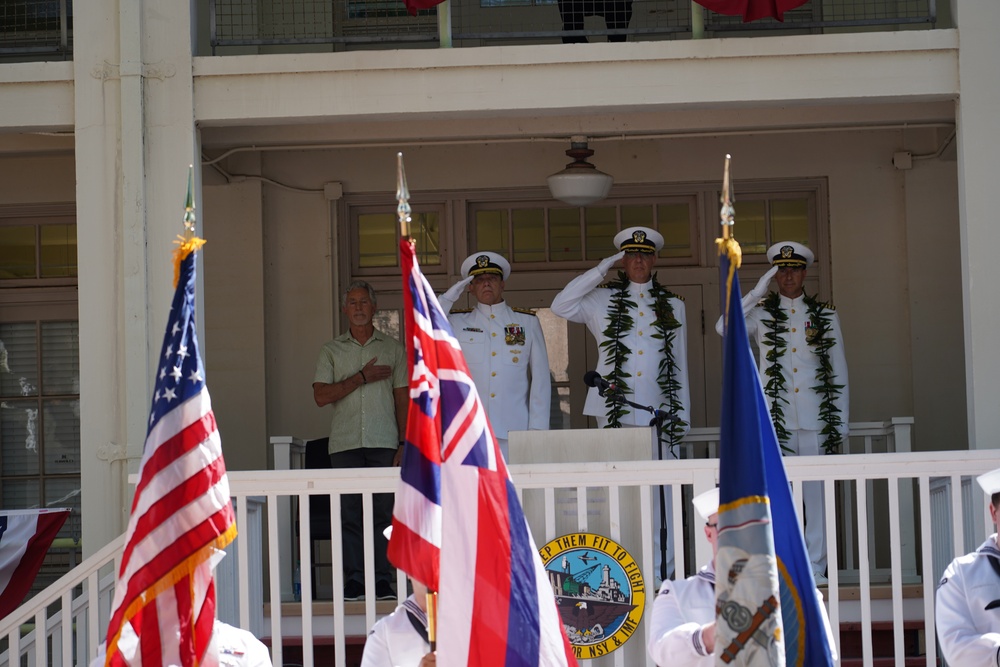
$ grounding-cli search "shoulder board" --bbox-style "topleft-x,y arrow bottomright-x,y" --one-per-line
511,307 -> 537,316
449,308 -> 473,314
672,293 -> 685,302
823,302 -> 836,311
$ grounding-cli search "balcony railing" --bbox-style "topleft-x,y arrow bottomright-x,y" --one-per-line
209,0 -> 937,53
0,0 -> 72,58
3,431 -> 996,667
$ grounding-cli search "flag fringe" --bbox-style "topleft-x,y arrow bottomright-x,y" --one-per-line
173,235 -> 207,289
105,524 -> 237,666
718,493 -> 769,514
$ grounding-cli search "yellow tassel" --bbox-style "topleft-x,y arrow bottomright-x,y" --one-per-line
715,236 -> 743,323
173,234 -> 207,288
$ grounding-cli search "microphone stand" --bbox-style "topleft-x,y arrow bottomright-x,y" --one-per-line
598,386 -> 678,582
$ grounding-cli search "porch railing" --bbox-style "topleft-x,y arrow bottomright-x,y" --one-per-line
208,0 -> 937,53
2,444 -> 996,667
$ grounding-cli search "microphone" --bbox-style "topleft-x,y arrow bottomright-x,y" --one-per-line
583,371 -> 614,394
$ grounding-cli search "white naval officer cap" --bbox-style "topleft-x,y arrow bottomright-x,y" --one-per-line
460,251 -> 511,280
766,241 -> 814,268
976,467 -> 1000,496
614,226 -> 664,254
692,487 -> 720,522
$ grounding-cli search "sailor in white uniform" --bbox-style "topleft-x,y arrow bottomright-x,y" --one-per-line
551,226 -> 690,580
714,241 -> 849,581
360,581 -> 435,667
936,467 -> 1000,667
648,487 -> 838,666
438,251 -> 550,460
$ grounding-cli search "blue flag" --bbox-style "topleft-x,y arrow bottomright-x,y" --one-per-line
716,238 -> 835,666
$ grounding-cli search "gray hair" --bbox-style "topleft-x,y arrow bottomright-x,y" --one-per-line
341,280 -> 378,308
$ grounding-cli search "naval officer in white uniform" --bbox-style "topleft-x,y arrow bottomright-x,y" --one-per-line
936,467 -> 1000,667
715,241 -> 848,582
438,251 -> 550,460
551,226 -> 690,580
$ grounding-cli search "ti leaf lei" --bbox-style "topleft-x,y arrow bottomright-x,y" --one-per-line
762,292 -> 845,455
600,271 -> 688,454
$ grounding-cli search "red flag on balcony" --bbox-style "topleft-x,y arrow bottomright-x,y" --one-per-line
0,509 -> 70,619
403,0 -> 443,17
696,0 -> 808,22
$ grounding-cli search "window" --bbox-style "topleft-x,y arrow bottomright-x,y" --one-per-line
353,206 -> 444,273
727,194 -> 813,258
470,196 -> 699,267
0,206 -> 79,597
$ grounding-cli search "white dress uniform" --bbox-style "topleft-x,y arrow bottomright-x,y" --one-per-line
745,294 -> 848,576
89,621 -> 273,667
647,564 -> 717,667
936,535 -> 1000,666
360,596 -> 432,667
438,298 -> 551,444
550,266 -> 690,429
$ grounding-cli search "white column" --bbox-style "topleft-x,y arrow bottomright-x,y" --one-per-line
76,0 -> 199,556
955,0 -> 1000,450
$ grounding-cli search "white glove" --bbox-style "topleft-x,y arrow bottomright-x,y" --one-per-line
748,265 -> 779,302
441,275 -> 474,303
597,250 -> 626,275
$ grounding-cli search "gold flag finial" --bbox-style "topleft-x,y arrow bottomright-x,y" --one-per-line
715,154 -> 742,321
173,165 -> 206,287
396,153 -> 412,240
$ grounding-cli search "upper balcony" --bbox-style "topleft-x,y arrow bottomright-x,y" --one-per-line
0,0 -> 944,62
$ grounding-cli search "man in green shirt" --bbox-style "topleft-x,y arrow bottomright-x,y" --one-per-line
313,281 -> 408,601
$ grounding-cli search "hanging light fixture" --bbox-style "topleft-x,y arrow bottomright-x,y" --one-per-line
547,136 -> 614,206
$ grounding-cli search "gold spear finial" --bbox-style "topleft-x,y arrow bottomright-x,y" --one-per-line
396,152 -> 412,240
173,165 -> 206,287
720,154 -> 735,241
716,154 -> 742,320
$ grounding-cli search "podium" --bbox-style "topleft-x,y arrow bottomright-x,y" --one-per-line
510,428 -> 655,666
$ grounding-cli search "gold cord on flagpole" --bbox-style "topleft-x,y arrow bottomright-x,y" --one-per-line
397,152 -> 414,245
173,165 -> 206,288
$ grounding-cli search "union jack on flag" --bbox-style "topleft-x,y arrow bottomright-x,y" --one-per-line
388,238 -> 577,667
104,236 -> 237,667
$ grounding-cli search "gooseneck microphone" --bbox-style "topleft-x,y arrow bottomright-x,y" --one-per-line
583,370 -> 614,393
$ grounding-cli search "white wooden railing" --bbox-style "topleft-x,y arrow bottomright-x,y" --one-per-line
3,433 -> 998,667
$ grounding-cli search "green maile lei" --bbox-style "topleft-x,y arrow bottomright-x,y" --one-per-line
762,291 -> 845,455
600,271 -> 688,454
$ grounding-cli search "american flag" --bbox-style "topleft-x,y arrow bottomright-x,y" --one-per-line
388,238 -> 577,667
104,238 -> 237,667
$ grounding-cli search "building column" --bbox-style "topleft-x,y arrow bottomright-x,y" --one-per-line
955,0 -> 1000,450
75,0 -> 199,556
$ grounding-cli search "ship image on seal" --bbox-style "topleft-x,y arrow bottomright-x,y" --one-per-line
539,533 -> 645,659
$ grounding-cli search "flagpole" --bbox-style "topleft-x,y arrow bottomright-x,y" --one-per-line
396,151 -> 439,653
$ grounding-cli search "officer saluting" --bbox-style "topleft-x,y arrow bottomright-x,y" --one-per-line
438,252 -> 551,459
936,467 -> 1000,666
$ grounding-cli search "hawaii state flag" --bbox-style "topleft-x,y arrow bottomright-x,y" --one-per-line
0,509 -> 70,619
104,229 -> 237,667
716,235 -> 834,666
388,237 -> 576,667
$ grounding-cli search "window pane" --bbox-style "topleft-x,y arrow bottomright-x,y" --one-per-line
1,399 -> 42,476
657,203 -> 692,259
0,322 -> 39,397
475,210 -> 509,254
621,204 -> 654,229
43,399 -> 80,475
549,209 -> 581,262
357,213 -> 398,268
512,209 -> 545,262
41,321 -> 79,396
411,213 -> 441,267
584,207 -> 617,260
2,478 -> 39,509
45,478 -> 82,539
40,224 -> 77,278
771,199 -> 810,245
736,200 -> 767,255
0,225 -> 36,280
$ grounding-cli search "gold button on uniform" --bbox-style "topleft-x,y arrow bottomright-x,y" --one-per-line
638,331 -> 644,336
791,328 -> 797,333
490,314 -> 495,319
792,347 -> 797,353
512,357 -> 519,363
492,332 -> 496,337
491,393 -> 495,398
791,308 -> 796,314
793,368 -> 798,373
637,371 -> 643,377
795,388 -> 800,393
639,311 -> 645,317
491,371 -> 496,377
638,350 -> 644,355
492,351 -> 496,357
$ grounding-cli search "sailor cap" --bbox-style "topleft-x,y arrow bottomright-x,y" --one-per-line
766,241 -> 814,268
614,226 -> 664,254
977,467 -> 1000,496
460,251 -> 511,280
692,487 -> 720,522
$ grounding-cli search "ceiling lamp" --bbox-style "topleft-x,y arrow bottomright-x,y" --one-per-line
546,136 -> 614,206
